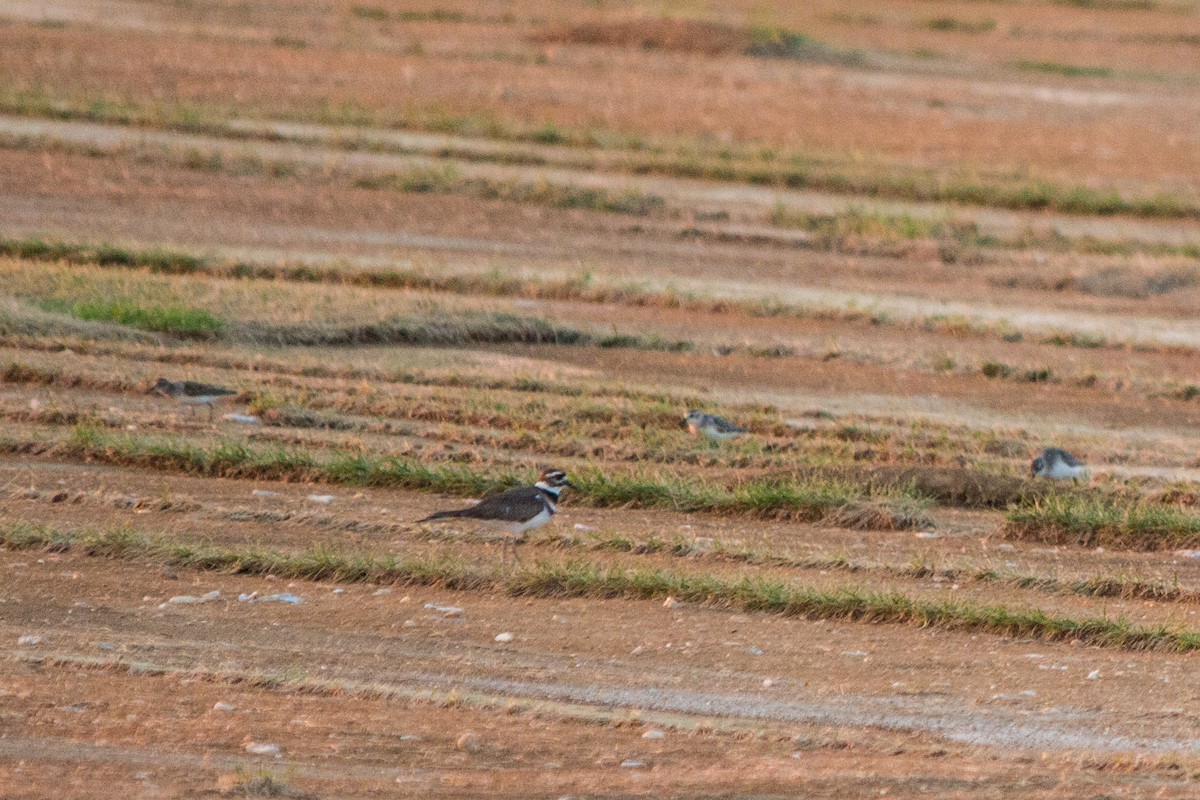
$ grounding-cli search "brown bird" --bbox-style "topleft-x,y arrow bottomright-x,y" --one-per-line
418,468 -> 573,565
148,378 -> 238,420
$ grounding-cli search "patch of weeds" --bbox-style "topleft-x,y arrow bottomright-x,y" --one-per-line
1053,0 -> 1157,9
1020,368 -> 1053,383
38,299 -> 224,339
746,25 -> 865,66
397,9 -> 468,22
224,767 -> 299,797
350,5 -> 389,20
980,361 -> 1013,379
925,17 -> 996,33
271,36 -> 307,49
1042,332 -> 1106,349
1016,60 -> 1114,78
1007,495 -> 1200,551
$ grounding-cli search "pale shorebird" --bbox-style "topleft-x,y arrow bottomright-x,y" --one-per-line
417,468 -> 573,565
148,378 -> 238,420
1031,448 -> 1088,480
684,410 -> 747,441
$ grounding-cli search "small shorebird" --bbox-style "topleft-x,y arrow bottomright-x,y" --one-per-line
684,410 -> 747,441
1031,447 -> 1088,480
149,378 -> 238,420
417,468 -> 574,565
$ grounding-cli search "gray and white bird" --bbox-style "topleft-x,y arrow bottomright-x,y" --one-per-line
684,410 -> 747,441
148,378 -> 238,420
1031,447 -> 1088,480
417,468 -> 573,564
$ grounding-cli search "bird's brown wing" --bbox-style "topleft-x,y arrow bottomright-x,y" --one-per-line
419,486 -> 546,523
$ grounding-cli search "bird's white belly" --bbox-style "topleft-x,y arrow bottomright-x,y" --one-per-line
180,395 -> 223,405
1046,462 -> 1087,479
509,507 -> 553,536
703,426 -> 741,441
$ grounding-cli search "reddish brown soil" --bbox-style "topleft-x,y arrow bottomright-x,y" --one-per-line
5,1 -> 1200,795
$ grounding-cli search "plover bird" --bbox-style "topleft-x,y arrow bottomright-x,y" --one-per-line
417,468 -> 573,564
148,378 -> 238,420
684,410 -> 747,441
1031,447 -> 1088,480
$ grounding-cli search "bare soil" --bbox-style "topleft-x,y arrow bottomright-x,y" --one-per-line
5,1 -> 1200,796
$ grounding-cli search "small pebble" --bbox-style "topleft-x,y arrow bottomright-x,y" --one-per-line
252,490 -> 280,498
97,642 -> 115,651
424,603 -> 463,616
332,588 -> 346,594
762,678 -> 775,688
306,494 -> 334,504
17,634 -> 43,646
372,588 -> 393,596
243,742 -> 281,756
213,702 -> 236,712
620,760 -> 645,769
165,590 -> 221,606
1087,669 -> 1100,680
456,732 -> 480,752
662,596 -> 681,609
641,729 -> 664,740
745,646 -> 764,656
494,632 -> 514,643
257,593 -> 303,605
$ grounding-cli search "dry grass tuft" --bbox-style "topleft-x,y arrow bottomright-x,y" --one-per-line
823,498 -> 935,531
535,19 -> 747,56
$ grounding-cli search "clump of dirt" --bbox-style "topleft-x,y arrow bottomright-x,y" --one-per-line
534,19 -> 748,56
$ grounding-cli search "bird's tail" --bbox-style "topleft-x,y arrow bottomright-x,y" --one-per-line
417,509 -> 464,523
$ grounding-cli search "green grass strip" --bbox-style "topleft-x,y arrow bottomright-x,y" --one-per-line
1007,494 -> 1200,550
3,522 -> 1196,652
54,425 -> 916,522
4,234 -> 1184,357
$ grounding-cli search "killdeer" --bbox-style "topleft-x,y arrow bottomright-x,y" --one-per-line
149,378 -> 238,420
684,410 -> 747,441
417,468 -> 573,564
1031,447 -> 1088,480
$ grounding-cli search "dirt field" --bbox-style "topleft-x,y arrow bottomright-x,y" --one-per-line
4,0 -> 1200,797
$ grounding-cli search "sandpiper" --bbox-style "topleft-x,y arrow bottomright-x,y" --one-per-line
417,468 -> 573,564
149,378 -> 238,420
1031,447 -> 1088,480
684,410 -> 747,441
